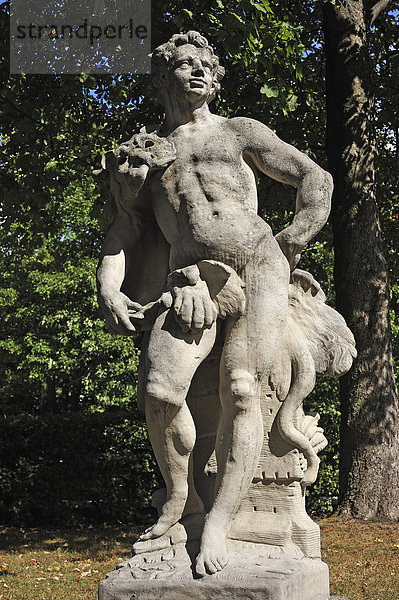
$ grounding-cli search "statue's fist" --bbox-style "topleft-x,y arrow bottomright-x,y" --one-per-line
171,281 -> 218,333
275,230 -> 302,271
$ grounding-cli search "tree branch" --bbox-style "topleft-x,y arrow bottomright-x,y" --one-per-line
0,93 -> 41,124
369,0 -> 393,25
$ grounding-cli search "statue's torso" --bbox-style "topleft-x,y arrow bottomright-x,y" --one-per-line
147,116 -> 278,272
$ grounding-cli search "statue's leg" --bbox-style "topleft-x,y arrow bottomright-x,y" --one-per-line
196,257 -> 290,576
139,307 -> 218,541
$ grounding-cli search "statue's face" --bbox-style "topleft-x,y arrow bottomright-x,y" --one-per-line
167,45 -> 216,104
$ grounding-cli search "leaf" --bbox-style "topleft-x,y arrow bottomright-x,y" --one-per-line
253,2 -> 267,13
231,12 -> 244,23
260,84 -> 279,97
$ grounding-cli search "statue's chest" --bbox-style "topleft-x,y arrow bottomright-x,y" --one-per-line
172,130 -> 238,166
149,128 -> 241,209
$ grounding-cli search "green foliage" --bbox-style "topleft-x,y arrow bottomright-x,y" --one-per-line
0,10 -> 147,414
0,0 -> 324,414
0,412 -> 159,525
306,378 -> 341,515
0,187 -> 140,413
0,0 -> 397,523
151,0 -> 307,119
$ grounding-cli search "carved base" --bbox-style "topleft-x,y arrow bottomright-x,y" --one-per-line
229,480 -> 321,558
98,542 -> 330,600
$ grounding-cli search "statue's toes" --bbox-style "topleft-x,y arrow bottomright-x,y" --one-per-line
205,560 -> 218,574
195,551 -> 227,577
138,525 -> 154,541
195,554 -> 207,577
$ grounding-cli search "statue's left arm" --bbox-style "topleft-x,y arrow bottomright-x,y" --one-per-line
232,117 -> 333,269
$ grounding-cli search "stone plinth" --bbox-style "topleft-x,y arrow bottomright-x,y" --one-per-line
98,542 -> 330,600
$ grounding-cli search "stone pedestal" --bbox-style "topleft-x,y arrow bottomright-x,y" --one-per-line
98,544 -> 330,600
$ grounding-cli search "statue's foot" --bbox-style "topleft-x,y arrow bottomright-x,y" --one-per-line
138,491 -> 191,541
195,524 -> 228,576
133,523 -> 183,555
139,489 -> 204,541
138,516 -> 178,541
133,531 -> 173,555
133,512 -> 204,556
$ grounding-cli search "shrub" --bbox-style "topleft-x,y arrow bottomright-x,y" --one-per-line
0,411 -> 159,526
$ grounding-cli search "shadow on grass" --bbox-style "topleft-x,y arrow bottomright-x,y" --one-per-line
0,524 -> 146,558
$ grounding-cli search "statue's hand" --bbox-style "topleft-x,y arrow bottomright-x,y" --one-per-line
275,229 -> 303,271
127,296 -> 172,332
98,290 -> 141,335
171,281 -> 218,333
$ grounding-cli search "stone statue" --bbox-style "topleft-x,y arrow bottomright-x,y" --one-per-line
96,30 -> 356,599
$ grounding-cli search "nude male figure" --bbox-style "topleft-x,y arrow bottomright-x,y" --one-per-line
96,31 -> 333,576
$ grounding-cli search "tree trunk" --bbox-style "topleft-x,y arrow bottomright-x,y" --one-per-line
322,0 -> 399,519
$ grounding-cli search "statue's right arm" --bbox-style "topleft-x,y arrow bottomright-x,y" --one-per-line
96,163 -> 150,336
97,215 -> 140,335
96,130 -> 177,335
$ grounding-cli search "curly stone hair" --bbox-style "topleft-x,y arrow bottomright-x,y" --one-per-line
150,30 -> 225,104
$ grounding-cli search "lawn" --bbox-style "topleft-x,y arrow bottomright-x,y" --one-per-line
0,525 -> 136,600
0,517 -> 398,600
321,516 -> 399,600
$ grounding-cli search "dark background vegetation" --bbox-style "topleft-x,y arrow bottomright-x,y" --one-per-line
0,0 -> 398,525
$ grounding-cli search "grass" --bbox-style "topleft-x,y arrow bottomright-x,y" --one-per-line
0,517 -> 397,599
0,525 -> 138,600
320,516 -> 399,600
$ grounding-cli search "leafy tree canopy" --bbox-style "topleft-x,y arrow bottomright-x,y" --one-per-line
0,0 -> 397,516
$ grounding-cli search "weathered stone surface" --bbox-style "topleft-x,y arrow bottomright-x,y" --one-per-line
95,28 -> 356,598
98,551 -> 330,600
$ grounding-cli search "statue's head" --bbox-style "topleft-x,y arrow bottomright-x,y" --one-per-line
151,31 -> 225,107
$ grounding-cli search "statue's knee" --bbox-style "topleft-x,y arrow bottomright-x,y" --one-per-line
145,380 -> 181,411
229,370 -> 256,411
